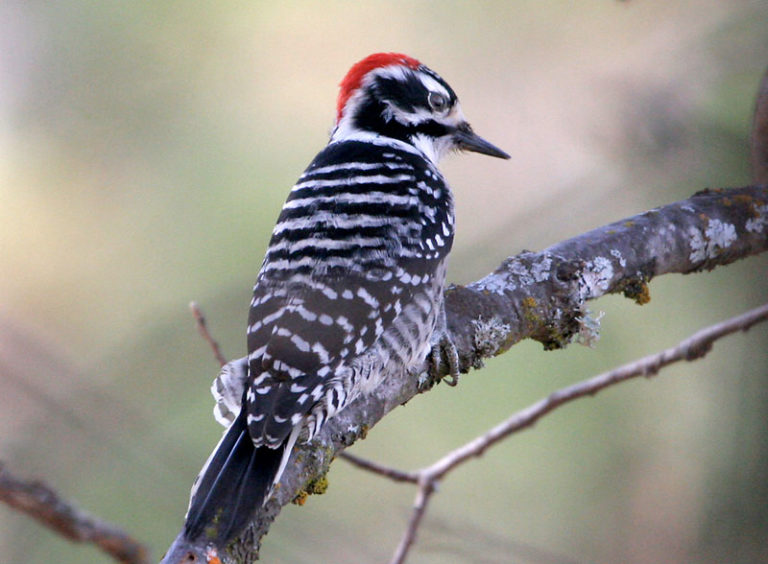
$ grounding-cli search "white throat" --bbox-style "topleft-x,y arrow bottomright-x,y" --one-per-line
409,133 -> 453,165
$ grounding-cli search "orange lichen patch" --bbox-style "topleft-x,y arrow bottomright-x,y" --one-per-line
206,547 -> 223,564
292,474 -> 329,506
620,278 -> 651,305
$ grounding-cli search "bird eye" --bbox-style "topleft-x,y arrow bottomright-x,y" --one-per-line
428,91 -> 449,113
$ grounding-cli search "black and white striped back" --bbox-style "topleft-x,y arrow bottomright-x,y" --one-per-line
245,135 -> 454,448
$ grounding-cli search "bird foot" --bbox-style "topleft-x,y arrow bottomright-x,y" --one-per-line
416,331 -> 460,392
429,333 -> 461,387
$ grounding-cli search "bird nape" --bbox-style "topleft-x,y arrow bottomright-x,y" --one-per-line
160,52 -> 508,563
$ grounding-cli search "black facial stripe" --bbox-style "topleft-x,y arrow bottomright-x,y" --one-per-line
353,96 -> 451,144
406,119 -> 450,139
375,75 -> 430,113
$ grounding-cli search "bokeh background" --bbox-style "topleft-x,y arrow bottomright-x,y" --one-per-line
2,2 -> 767,563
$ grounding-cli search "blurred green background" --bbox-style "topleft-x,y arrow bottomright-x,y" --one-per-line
1,2 -> 767,563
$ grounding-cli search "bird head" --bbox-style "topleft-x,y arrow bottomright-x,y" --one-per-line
332,52 -> 510,164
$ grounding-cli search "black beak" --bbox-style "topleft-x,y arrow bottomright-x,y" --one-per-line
453,123 -> 510,159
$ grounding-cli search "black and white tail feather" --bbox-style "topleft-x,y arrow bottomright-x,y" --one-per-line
182,409 -> 286,545
161,52 -> 508,564
182,358 -> 298,545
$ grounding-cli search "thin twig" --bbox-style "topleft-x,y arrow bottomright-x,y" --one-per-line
389,479 -> 435,564
0,462 -> 151,564
338,452 -> 419,483
190,301 -> 228,367
384,302 -> 768,564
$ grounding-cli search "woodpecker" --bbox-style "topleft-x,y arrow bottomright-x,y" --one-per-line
161,53 -> 508,563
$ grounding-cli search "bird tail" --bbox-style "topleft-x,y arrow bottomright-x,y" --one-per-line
182,409 -> 286,546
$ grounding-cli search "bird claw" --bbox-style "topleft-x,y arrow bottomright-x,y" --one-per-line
429,334 -> 460,387
416,303 -> 461,391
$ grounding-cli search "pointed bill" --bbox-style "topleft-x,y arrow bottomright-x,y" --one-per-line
453,124 -> 510,159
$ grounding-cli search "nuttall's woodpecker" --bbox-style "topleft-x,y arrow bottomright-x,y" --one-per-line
161,52 -> 509,563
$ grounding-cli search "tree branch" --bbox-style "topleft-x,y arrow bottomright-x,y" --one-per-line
0,462 -> 151,564
222,184 -> 768,562
445,185 -> 768,366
